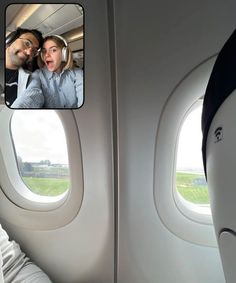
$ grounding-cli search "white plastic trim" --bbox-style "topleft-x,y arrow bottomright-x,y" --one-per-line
0,107 -> 83,230
154,56 -> 217,247
173,99 -> 212,224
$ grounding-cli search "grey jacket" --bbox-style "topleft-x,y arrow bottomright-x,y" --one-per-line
17,68 -> 31,98
0,225 -> 52,282
12,67 -> 83,109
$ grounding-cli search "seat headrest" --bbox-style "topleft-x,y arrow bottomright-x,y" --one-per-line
202,29 -> 236,177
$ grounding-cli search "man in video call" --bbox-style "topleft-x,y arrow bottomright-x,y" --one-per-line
5,27 -> 44,107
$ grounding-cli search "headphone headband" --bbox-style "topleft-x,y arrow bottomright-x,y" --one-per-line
6,29 -> 21,45
6,28 -> 44,47
40,34 -> 69,62
52,35 -> 68,47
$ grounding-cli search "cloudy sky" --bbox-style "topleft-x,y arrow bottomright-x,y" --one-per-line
11,110 -> 69,164
176,106 -> 204,172
11,106 -> 203,170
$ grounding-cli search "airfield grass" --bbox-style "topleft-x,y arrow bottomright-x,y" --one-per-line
22,172 -> 209,203
23,177 -> 69,196
176,172 -> 209,204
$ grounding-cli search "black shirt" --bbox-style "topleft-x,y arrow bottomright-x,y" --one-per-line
5,68 -> 19,106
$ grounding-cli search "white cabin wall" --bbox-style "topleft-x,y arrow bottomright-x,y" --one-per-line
0,0 -> 236,282
0,0 -> 114,282
113,0 -> 236,282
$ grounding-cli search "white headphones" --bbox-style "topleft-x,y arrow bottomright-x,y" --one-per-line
41,35 -> 68,62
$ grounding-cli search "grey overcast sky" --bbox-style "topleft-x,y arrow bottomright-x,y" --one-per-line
11,110 -> 69,164
11,106 -> 203,170
176,106 -> 204,172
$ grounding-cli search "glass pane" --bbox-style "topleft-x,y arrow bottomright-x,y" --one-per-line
11,110 -> 70,197
176,105 -> 209,205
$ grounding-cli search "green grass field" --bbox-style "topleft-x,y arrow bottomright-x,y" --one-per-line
22,172 -> 209,203
23,177 -> 69,196
176,171 -> 209,204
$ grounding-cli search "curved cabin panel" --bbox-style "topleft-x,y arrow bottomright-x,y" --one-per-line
1,0 -> 236,282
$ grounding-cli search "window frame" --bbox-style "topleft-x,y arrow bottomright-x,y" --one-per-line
0,107 -> 83,230
174,99 -> 211,217
154,56 -> 217,247
11,110 -> 71,199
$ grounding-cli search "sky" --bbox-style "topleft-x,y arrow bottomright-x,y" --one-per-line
11,110 -> 69,164
176,106 -> 204,172
11,106 -> 203,170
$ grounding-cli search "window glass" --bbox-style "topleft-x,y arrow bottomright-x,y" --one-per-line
176,103 -> 209,205
11,110 -> 70,197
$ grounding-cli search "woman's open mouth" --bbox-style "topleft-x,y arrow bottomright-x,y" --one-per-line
46,60 -> 54,69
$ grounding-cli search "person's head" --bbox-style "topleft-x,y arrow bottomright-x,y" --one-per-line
38,35 -> 74,73
6,28 -> 44,70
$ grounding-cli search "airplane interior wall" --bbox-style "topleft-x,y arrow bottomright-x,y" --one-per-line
114,0 -> 236,282
0,0 -> 236,282
0,0 -> 114,282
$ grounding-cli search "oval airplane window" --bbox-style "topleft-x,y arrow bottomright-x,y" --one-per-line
176,101 -> 209,210
11,110 -> 70,197
0,107 -> 83,229
154,56 -> 217,247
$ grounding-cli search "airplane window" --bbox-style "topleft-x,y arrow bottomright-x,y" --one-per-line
11,110 -> 70,197
176,102 -> 209,206
154,58 -> 216,246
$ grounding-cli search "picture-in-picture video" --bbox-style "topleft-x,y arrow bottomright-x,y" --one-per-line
5,4 -> 84,109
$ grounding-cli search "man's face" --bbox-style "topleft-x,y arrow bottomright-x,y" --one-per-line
6,32 -> 39,68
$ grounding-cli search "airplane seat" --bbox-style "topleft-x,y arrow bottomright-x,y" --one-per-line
205,89 -> 236,283
202,29 -> 236,283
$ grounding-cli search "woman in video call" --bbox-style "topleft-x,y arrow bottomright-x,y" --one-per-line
11,35 -> 83,108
